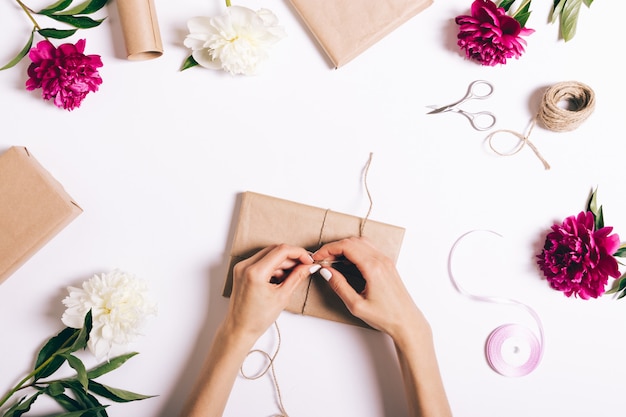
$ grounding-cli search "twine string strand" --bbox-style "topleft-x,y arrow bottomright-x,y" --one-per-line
245,153 -> 376,416
360,152 -> 374,236
302,152 -> 374,314
241,322 -> 289,417
487,81 -> 595,170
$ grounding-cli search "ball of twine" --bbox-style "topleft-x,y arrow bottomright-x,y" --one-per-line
537,81 -> 595,132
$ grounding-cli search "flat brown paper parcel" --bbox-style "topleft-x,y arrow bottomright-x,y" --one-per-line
223,192 -> 405,329
288,0 -> 433,67
0,146 -> 82,285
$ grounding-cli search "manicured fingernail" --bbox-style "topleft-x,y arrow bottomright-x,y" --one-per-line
319,268 -> 332,281
309,264 -> 322,274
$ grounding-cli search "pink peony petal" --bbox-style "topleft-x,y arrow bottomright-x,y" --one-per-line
455,0 -> 533,66
25,39 -> 103,110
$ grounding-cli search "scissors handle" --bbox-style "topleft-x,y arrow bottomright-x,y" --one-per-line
458,109 -> 496,131
465,80 -> 494,100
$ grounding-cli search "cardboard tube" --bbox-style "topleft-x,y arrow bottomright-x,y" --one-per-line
117,0 -> 163,60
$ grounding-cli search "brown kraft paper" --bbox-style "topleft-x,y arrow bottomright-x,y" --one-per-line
223,191 -> 405,329
287,0 -> 433,68
117,0 -> 164,60
0,146 -> 82,285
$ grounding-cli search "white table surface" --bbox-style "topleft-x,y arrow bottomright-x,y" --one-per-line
2,1 -> 625,416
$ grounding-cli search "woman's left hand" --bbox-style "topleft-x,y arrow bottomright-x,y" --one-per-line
225,244 -> 317,342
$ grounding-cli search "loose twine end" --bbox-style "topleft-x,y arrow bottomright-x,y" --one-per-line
242,152 -> 377,417
487,81 -> 595,170
360,152 -> 374,236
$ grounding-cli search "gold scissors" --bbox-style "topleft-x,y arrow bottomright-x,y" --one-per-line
427,80 -> 496,131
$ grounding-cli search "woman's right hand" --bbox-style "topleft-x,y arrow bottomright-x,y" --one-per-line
312,236 -> 427,340
314,237 -> 452,417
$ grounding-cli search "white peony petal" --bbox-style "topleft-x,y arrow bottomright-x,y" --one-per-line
192,49 -> 223,70
186,16 -> 214,34
60,269 -> 156,360
183,6 -> 285,76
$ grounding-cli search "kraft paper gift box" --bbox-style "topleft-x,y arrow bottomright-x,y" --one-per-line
288,0 -> 433,68
223,191 -> 405,329
0,146 -> 82,285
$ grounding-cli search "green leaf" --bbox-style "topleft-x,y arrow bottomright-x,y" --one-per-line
86,352 -> 139,379
46,14 -> 105,29
498,0 -> 516,12
37,0 -> 73,14
57,0 -> 109,15
62,380 -> 108,417
595,205 -> 604,230
46,381 -> 66,397
49,391 -> 81,411
64,353 -> 88,392
511,0 -> 532,28
34,327 -> 79,379
0,32 -> 34,71
586,188 -> 604,230
583,0 -> 593,7
606,274 -> 626,295
550,0 -> 566,23
180,55 -> 199,71
34,312 -> 90,380
586,187 -> 598,215
614,247 -> 626,258
514,10 -> 531,28
2,393 -> 41,417
88,380 -> 155,403
560,0 -> 583,42
618,290 -> 626,299
70,310 -> 93,353
53,407 -> 109,417
37,28 -> 78,39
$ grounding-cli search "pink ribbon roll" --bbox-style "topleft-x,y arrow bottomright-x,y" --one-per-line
448,230 -> 544,377
486,324 -> 542,377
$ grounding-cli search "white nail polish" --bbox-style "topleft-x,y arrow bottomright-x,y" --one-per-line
319,268 -> 332,281
309,264 -> 322,274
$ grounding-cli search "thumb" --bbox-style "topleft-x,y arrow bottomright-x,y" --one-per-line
279,263 -> 315,295
319,268 -> 362,312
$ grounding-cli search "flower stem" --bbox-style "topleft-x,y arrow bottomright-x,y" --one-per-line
15,0 -> 42,31
225,0 -> 231,7
0,330 -> 78,409
0,368 -> 38,408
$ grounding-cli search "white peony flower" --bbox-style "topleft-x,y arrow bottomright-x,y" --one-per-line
184,5 -> 286,75
61,269 -> 157,360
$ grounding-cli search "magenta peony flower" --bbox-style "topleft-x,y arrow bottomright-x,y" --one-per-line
537,211 -> 621,299
26,39 -> 103,111
455,0 -> 534,66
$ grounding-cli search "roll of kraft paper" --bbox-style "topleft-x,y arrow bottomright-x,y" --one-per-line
117,0 -> 163,60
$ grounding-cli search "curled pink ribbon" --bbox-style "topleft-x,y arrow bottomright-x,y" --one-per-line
447,230 -> 544,377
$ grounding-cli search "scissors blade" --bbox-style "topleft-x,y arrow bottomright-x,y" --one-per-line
426,104 -> 453,114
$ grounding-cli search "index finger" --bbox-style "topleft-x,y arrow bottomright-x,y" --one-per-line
254,244 -> 313,275
313,237 -> 377,266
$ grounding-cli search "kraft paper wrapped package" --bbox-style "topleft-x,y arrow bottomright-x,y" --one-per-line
117,0 -> 163,60
288,0 -> 433,67
0,147 -> 82,285
223,192 -> 405,329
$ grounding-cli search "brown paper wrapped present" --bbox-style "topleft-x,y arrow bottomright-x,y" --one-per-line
223,192 -> 405,328
288,0 -> 433,68
0,147 -> 82,284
